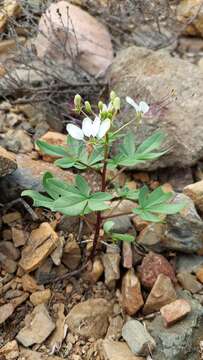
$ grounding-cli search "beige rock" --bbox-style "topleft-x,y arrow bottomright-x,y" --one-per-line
66,298 -> 112,339
51,236 -> 64,266
2,211 -> 21,224
5,129 -> 33,154
83,257 -> 104,283
102,252 -> 120,289
21,274 -> 43,293
12,226 -> 27,247
100,339 -> 144,360
0,37 -> 25,54
132,215 -> 148,231
177,0 -> 203,37
16,304 -> 55,347
30,289 -> 51,306
62,235 -> 81,270
143,274 -> 177,315
19,348 -> 63,360
121,269 -> 144,316
4,0 -> 22,17
0,340 -> 19,360
184,180 -> 203,212
196,266 -> 203,283
177,271 -> 202,293
36,131 -> 67,162
0,146 -> 17,176
36,1 -> 113,76
11,292 -> 29,308
160,299 -> 191,327
0,303 -> 14,324
19,223 -> 58,272
48,303 -> 67,351
105,315 -> 124,341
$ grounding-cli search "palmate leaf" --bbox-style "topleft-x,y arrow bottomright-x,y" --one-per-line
103,220 -> 114,233
136,131 -> 166,154
21,190 -> 54,208
112,233 -> 135,242
36,140 -> 69,157
116,186 -> 139,201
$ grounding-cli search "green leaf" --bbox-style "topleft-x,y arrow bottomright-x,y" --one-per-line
138,185 -> 149,208
53,199 -> 88,216
36,140 -> 68,157
121,132 -> 135,156
136,131 -> 166,154
148,202 -> 185,214
90,192 -> 113,201
133,208 -> 161,222
103,221 -> 114,233
146,186 -> 173,207
112,233 -> 135,242
54,157 -> 76,169
22,190 -> 54,208
75,175 -> 90,197
88,199 -> 110,211
42,172 -> 59,199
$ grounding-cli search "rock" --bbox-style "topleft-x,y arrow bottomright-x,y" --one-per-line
0,340 -> 19,360
0,146 -> 17,176
4,129 -> 33,154
121,269 -> 144,315
11,292 -> 29,308
30,289 -> 51,306
16,304 -> 55,347
21,274 -> 43,293
143,274 -> 177,315
4,0 -> 22,17
19,348 -> 62,360
11,226 -> 27,247
36,131 -> 67,162
160,299 -> 191,327
62,235 -> 81,270
48,303 -> 67,352
109,46 -> 203,170
0,241 -> 20,260
122,241 -> 133,269
176,254 -> 203,273
83,257 -> 104,283
0,154 -> 74,202
105,315 -> 124,341
19,223 -> 58,272
35,258 -> 54,284
177,271 -> 202,293
196,267 -> 203,283
66,298 -> 112,339
0,252 -> 17,273
146,291 -> 203,359
0,303 -> 14,324
158,167 -> 193,192
139,252 -> 176,289
177,0 -> 203,37
138,194 -> 203,253
100,339 -> 144,360
2,211 -> 21,224
102,252 -> 121,289
36,1 -> 113,76
184,180 -> 203,212
122,320 -> 156,356
51,236 -> 64,266
105,200 -> 135,234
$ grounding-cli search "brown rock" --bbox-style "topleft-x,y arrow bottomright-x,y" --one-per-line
16,304 -> 55,347
0,340 -> 19,360
48,303 -> 67,351
0,241 -> 20,260
66,298 -> 112,339
2,211 -> 21,224
0,146 -> 17,176
4,0 -> 22,17
196,267 -> 203,283
122,241 -> 133,269
102,252 -> 120,289
0,252 -> 17,273
36,1 -> 113,76
11,226 -> 27,247
160,299 -> 191,327
143,274 -> 176,315
5,129 -> 33,154
19,348 -> 63,360
177,0 -> 203,37
184,180 -> 203,212
139,252 -> 176,289
0,12 -> 8,32
62,235 -> 81,270
100,339 -> 144,360
121,269 -> 144,315
21,274 -> 43,293
0,303 -> 14,324
177,271 -> 202,293
83,257 -> 104,283
4,289 -> 24,300
30,289 -> 51,306
105,315 -> 124,341
19,223 -> 58,272
132,216 -> 149,231
11,292 -> 29,308
51,236 -> 64,266
137,223 -> 164,249
36,131 -> 67,162
3,229 -> 12,241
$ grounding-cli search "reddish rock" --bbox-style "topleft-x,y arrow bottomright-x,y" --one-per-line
139,252 -> 176,289
122,269 -> 144,315
143,274 -> 176,314
36,131 -> 67,162
122,241 -> 133,269
160,299 -> 191,327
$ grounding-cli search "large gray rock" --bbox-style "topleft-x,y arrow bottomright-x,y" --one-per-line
109,46 -> 203,170
146,291 -> 203,360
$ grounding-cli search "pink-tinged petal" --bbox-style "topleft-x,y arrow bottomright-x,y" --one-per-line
126,96 -> 139,112
139,101 -> 149,114
92,116 -> 101,137
82,117 -> 93,137
97,118 -> 111,139
66,124 -> 84,140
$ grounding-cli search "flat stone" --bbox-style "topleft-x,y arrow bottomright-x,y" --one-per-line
143,274 -> 177,315
184,180 -> 203,212
11,226 -> 27,247
0,340 -> 19,360
160,299 -> 191,327
139,252 -> 176,289
0,146 -> 17,176
121,269 -> 144,315
122,320 -> 156,356
21,274 -> 43,293
122,241 -> 133,269
11,292 -> 29,308
177,271 -> 202,293
30,289 -> 51,305
62,235 -> 81,270
100,339 -> 144,360
0,303 -> 14,324
16,304 -> 55,347
48,303 -> 67,351
66,298 -> 112,339
2,211 -> 21,224
102,252 -> 121,289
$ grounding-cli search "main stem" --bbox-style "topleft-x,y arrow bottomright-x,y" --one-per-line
90,135 -> 109,259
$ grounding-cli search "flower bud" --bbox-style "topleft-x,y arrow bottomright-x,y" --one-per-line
98,101 -> 103,111
74,94 -> 82,109
110,90 -> 116,101
85,101 -> 92,113
113,97 -> 120,111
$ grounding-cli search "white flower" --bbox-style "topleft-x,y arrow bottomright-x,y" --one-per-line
126,96 -> 149,114
66,116 -> 111,140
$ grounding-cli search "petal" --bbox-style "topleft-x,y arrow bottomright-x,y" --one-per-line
66,124 -> 84,140
82,117 -> 93,137
92,116 -> 101,137
97,118 -> 111,139
139,101 -> 149,114
126,96 -> 139,111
